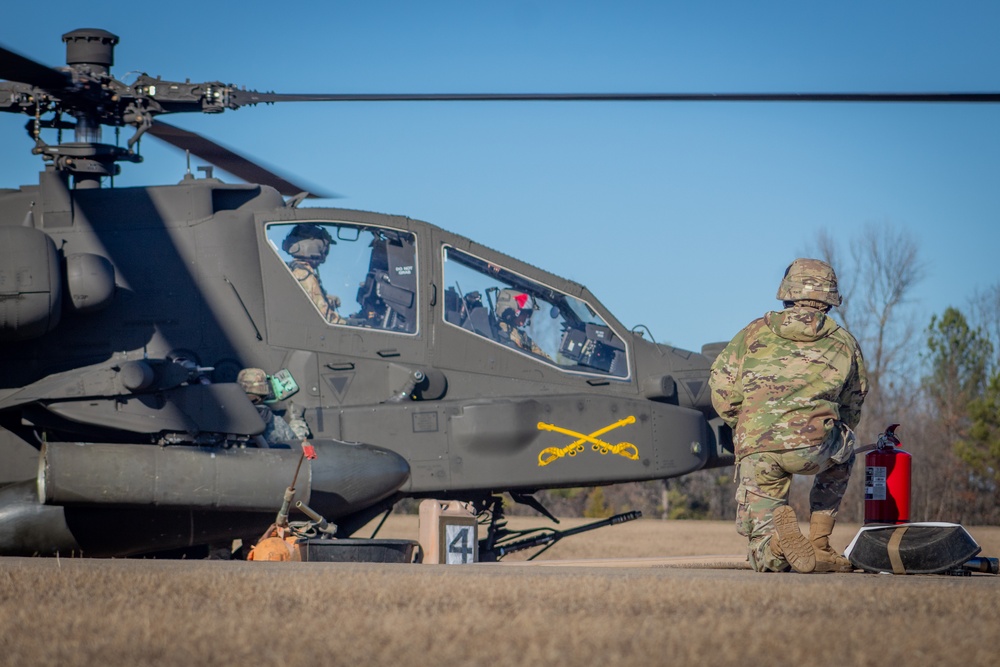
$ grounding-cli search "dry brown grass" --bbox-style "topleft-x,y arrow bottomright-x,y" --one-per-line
1,519 -> 998,667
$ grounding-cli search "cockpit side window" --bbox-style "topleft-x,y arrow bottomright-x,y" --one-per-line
266,222 -> 417,334
442,246 -> 628,378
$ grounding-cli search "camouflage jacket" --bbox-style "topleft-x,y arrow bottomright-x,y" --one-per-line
288,260 -> 345,324
256,405 -> 297,445
498,321 -> 549,358
709,306 -> 868,460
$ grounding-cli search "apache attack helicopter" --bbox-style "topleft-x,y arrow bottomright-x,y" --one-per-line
1,29 -> 997,559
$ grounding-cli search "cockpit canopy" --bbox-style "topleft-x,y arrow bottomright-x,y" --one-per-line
265,222 -> 628,379
442,246 -> 628,378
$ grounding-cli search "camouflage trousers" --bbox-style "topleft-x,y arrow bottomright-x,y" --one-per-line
735,425 -> 856,572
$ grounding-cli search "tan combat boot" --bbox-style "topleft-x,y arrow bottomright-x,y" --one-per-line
809,513 -> 854,573
770,506 -> 816,573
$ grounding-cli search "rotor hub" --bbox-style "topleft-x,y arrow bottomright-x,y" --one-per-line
62,28 -> 118,72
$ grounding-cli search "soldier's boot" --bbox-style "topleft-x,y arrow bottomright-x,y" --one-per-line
809,513 -> 854,573
770,506 -> 816,573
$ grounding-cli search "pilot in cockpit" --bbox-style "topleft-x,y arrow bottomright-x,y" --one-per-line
495,288 -> 550,359
282,224 -> 345,324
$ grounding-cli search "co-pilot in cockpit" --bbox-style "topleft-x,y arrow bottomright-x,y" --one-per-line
494,288 -> 550,359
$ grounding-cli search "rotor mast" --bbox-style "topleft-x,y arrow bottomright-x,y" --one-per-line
63,28 -> 116,145
29,29 -> 140,189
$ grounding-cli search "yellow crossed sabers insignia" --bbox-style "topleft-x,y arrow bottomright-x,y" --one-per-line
536,416 -> 639,466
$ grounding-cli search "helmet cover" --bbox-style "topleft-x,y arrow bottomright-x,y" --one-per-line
237,368 -> 271,398
281,224 -> 334,261
776,258 -> 842,307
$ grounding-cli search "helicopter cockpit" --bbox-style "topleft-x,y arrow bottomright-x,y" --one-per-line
442,246 -> 628,378
265,222 -> 417,334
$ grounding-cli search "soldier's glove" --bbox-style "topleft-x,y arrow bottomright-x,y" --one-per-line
286,402 -> 311,439
328,295 -> 342,309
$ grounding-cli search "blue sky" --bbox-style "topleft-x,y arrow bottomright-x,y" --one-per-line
3,2 -> 998,352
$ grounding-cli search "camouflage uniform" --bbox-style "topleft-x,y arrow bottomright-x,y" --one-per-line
256,404 -> 298,444
288,259 -> 345,325
281,224 -> 345,325
498,320 -> 549,357
709,259 -> 867,572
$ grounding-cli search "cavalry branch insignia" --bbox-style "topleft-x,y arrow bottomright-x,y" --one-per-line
536,416 -> 640,466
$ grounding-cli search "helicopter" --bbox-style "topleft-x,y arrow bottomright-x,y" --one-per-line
1,29 -> 997,559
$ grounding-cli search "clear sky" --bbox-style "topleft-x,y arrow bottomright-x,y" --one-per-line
3,1 -> 998,353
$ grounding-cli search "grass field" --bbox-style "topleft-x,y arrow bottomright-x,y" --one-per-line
1,518 -> 998,667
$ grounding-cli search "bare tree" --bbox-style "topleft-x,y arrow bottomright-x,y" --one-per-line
808,222 -> 926,437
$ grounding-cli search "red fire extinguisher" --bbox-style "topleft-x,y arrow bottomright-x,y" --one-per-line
864,423 -> 911,524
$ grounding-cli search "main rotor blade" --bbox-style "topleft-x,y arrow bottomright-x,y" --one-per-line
147,121 -> 335,199
234,91 -> 1000,104
0,45 -> 71,93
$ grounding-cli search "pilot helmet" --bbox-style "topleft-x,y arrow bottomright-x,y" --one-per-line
282,224 -> 334,262
237,367 -> 271,400
496,289 -> 531,324
776,258 -> 842,308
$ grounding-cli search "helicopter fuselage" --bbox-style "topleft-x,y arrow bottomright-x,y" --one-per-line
0,169 -> 730,556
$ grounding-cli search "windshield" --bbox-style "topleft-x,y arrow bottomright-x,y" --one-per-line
265,221 -> 417,334
442,246 -> 628,378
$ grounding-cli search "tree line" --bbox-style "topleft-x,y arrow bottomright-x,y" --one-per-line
527,223 -> 1000,526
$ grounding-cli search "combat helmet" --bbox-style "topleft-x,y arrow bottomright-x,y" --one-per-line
237,368 -> 271,399
495,289 -> 531,323
776,258 -> 842,307
281,224 -> 334,261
